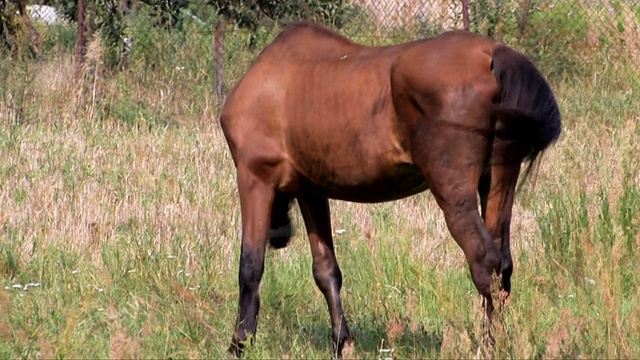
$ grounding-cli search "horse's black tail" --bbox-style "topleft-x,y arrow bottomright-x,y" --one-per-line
491,45 -> 562,182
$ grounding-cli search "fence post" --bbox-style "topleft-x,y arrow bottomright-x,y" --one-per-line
214,20 -> 224,101
75,0 -> 86,79
517,0 -> 532,41
461,0 -> 470,31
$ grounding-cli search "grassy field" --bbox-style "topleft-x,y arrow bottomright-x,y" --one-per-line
1,18 -> 640,359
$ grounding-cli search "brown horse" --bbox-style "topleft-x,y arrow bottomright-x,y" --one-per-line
220,22 -> 561,357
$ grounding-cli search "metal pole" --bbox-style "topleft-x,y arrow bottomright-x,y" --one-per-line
214,20 -> 224,100
75,0 -> 86,79
462,0 -> 470,31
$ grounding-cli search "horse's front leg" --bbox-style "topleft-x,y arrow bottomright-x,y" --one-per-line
412,122 -> 501,345
228,167 -> 276,357
479,152 -> 521,306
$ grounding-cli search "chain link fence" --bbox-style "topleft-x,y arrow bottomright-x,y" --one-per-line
6,0 -> 639,82
25,4 -> 66,25
346,0 -> 639,65
351,0 -> 462,31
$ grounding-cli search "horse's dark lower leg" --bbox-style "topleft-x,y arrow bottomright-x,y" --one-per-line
297,195 -> 352,358
449,204 -> 501,297
228,170 -> 275,357
447,201 -> 501,342
480,163 -> 520,304
499,220 -> 513,302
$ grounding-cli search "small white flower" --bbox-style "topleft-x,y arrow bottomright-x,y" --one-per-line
335,229 -> 346,235
23,283 -> 40,291
585,277 -> 596,285
72,269 -> 79,274
378,345 -> 394,360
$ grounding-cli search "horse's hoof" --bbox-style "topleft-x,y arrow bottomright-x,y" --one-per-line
227,343 -> 242,359
499,289 -> 511,305
339,339 -> 356,359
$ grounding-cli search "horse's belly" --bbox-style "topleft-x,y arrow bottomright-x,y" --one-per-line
295,162 -> 429,203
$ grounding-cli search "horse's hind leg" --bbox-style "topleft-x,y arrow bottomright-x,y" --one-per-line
297,194 -> 353,358
228,166 -> 276,357
479,161 -> 520,305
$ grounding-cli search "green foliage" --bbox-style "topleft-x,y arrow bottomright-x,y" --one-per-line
49,0 -> 198,68
0,1 -> 36,57
469,0 -> 513,38
0,0 -> 18,49
618,176 -> 640,254
138,0 -> 190,29
92,0 -> 129,67
0,226 -> 21,279
519,3 -> 590,78
210,0 -> 355,47
40,23 -> 77,53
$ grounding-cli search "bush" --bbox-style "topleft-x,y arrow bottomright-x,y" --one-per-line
210,0 -> 356,47
520,2 -> 590,78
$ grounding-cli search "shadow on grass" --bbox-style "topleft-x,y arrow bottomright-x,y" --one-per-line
264,309 -> 443,357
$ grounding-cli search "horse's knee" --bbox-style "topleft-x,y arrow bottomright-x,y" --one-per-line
239,250 -> 264,290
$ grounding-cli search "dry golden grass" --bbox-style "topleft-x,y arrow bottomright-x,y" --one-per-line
1,14 -> 640,358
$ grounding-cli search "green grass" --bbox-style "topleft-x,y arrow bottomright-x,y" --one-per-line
1,16 -> 640,359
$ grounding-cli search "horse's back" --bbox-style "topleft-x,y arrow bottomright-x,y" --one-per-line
220,24 -> 503,201
221,23 -> 413,194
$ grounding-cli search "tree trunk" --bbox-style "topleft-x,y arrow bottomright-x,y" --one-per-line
17,0 -> 42,56
75,0 -> 86,79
